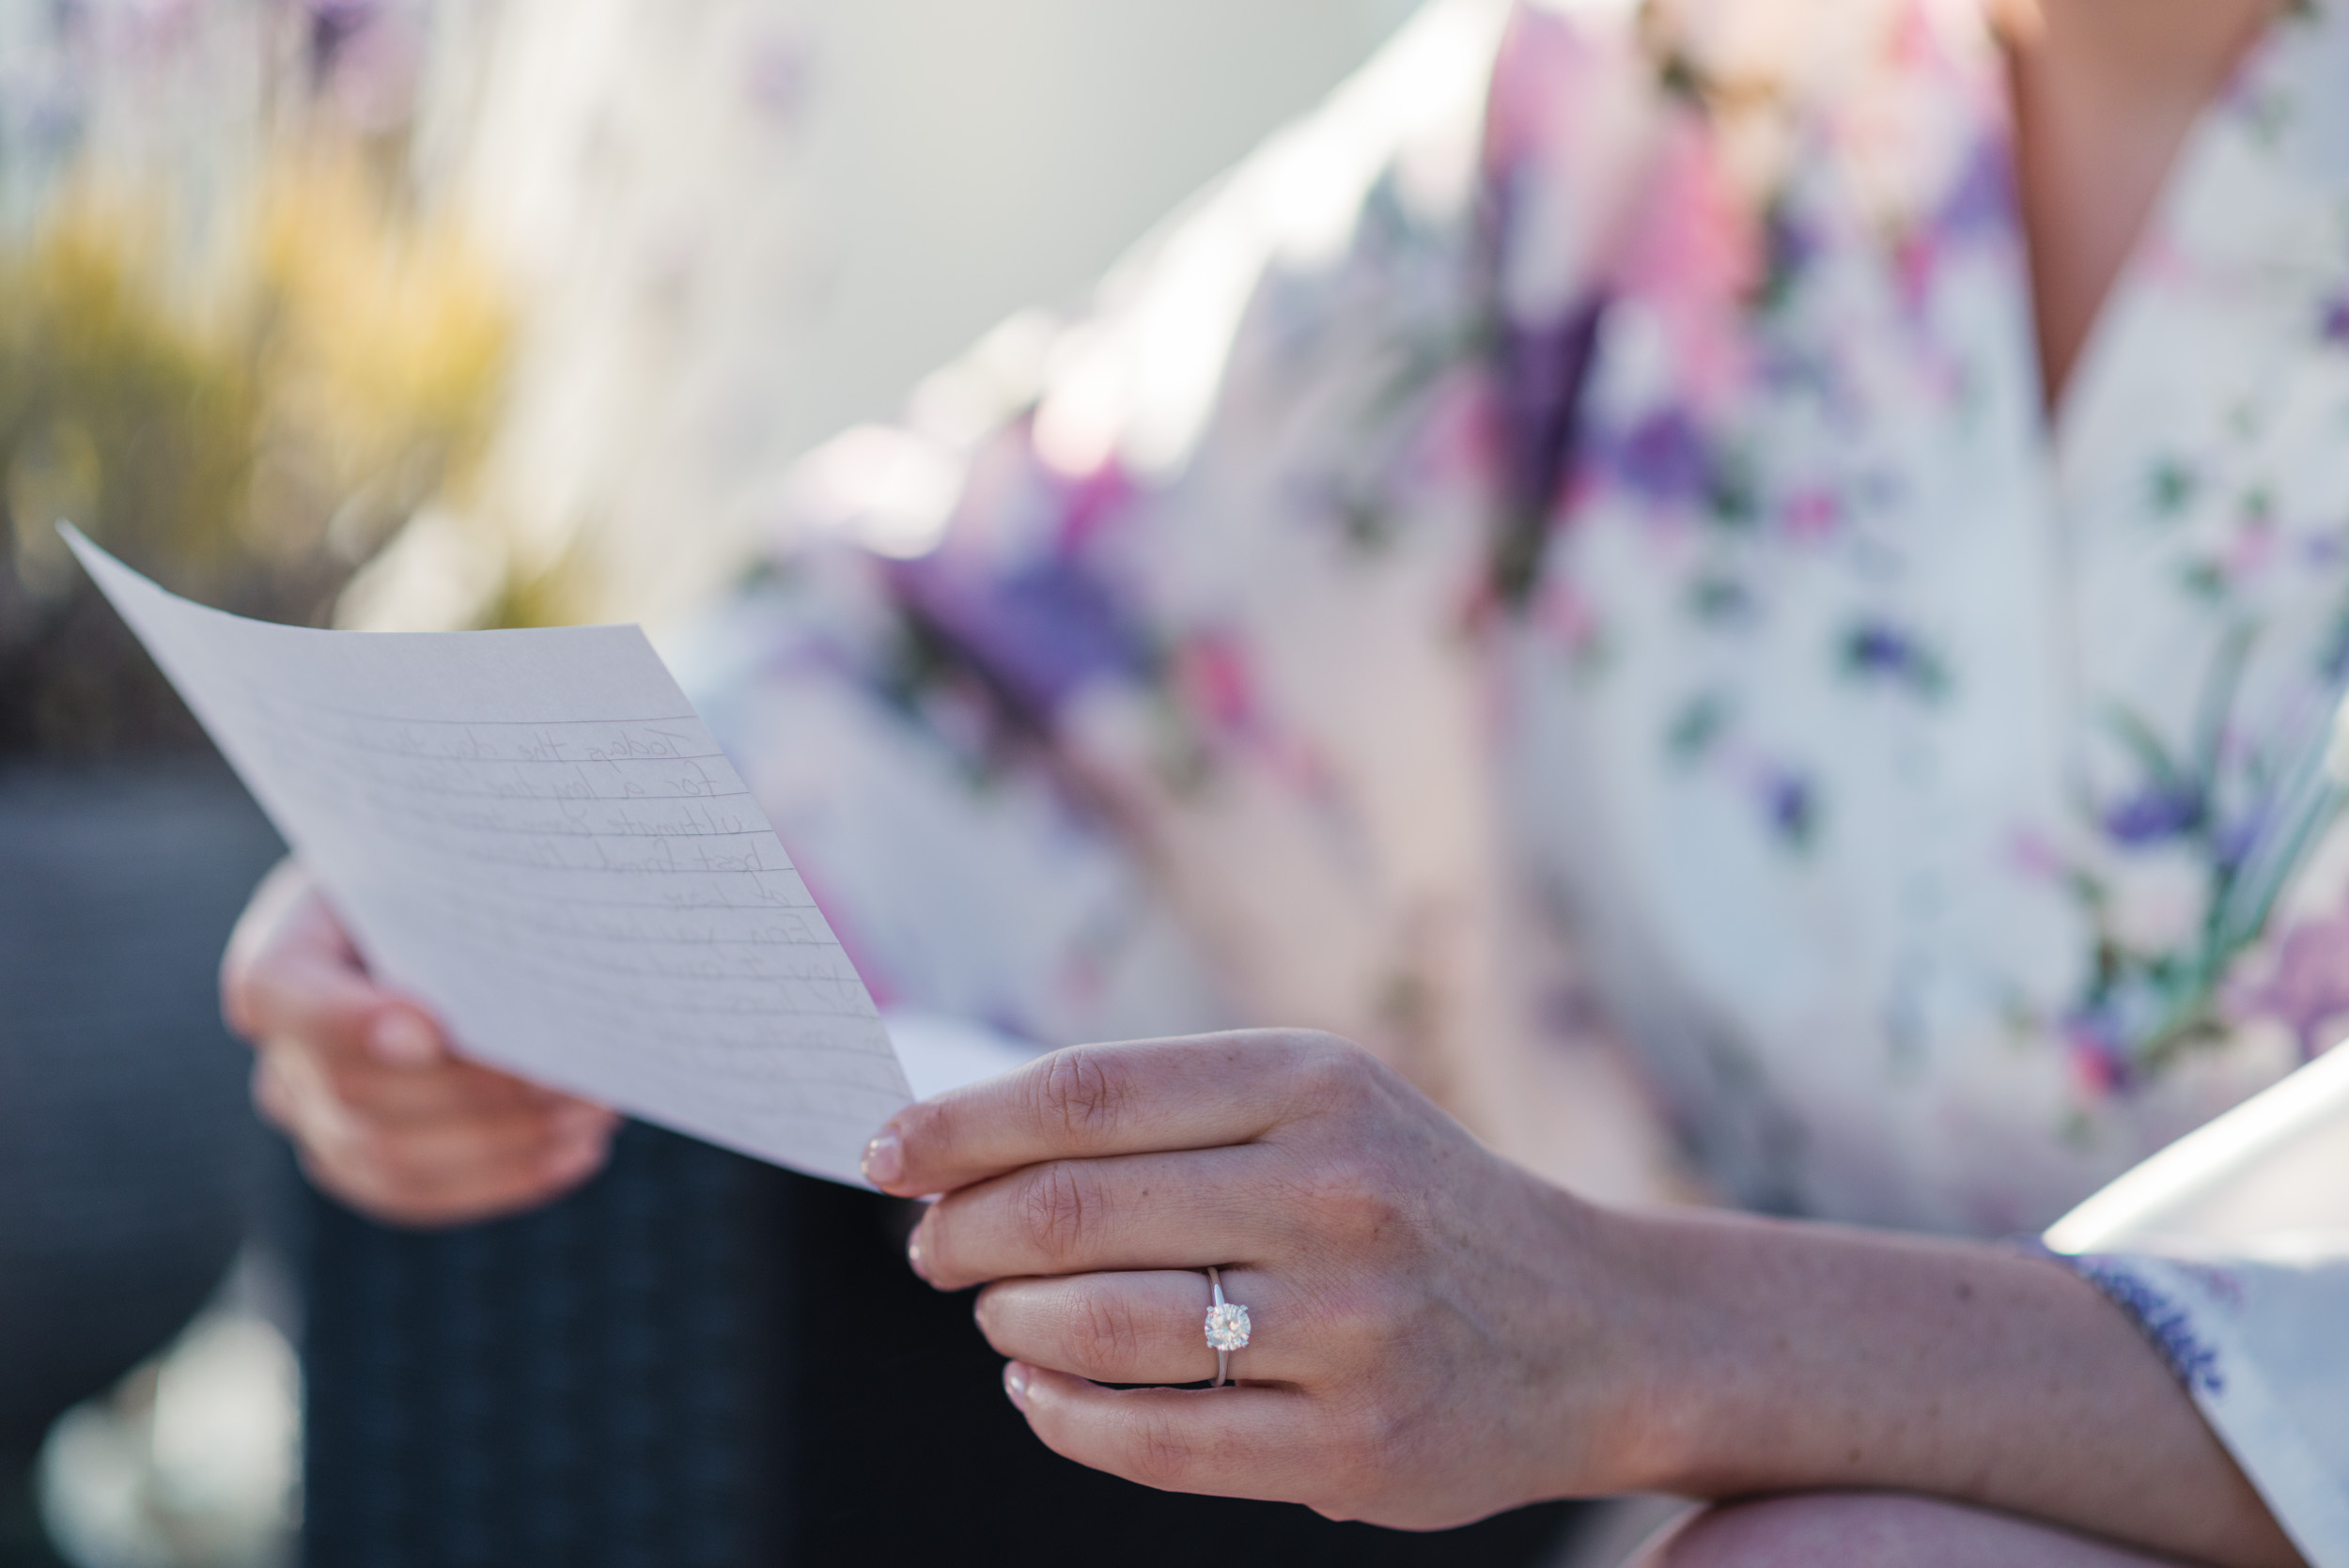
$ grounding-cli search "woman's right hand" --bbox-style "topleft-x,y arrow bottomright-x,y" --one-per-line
221,860 -> 620,1228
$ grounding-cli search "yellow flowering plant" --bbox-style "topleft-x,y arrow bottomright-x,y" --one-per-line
0,151 -> 507,754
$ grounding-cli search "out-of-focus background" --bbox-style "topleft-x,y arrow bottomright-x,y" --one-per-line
0,0 -> 1414,1561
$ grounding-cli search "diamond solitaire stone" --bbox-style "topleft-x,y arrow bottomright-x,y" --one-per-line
1204,1301 -> 1252,1351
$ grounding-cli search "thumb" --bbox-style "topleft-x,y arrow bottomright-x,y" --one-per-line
224,860 -> 447,1066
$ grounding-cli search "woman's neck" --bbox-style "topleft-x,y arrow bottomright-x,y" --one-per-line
1998,0 -> 2278,413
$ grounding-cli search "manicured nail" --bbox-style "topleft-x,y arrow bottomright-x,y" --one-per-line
907,1229 -> 929,1281
1003,1362 -> 1030,1413
862,1128 -> 903,1188
370,1013 -> 438,1066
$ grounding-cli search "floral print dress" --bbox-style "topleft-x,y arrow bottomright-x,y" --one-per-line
670,0 -> 2349,1548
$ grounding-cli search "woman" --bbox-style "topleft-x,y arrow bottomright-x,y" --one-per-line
226,0 -> 2349,1560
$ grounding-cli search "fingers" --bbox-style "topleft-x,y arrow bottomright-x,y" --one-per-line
259,1028 -> 603,1126
323,1056 -> 569,1122
250,1035 -> 618,1227
222,858 -> 333,1041
290,1134 -> 611,1230
226,859 -> 619,1228
976,1268 -> 1293,1387
1001,1365 -> 1333,1507
225,861 -> 444,1069
910,1144 -> 1285,1290
258,1053 -> 619,1228
869,1030 -> 1361,1198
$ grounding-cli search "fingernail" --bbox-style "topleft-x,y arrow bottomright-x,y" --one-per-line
906,1229 -> 929,1281
1003,1362 -> 1030,1413
370,1013 -> 438,1066
862,1128 -> 903,1188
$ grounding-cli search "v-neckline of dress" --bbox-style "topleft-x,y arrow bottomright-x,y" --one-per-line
2006,5 -> 2299,477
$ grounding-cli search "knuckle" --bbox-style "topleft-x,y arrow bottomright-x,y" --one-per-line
1300,1153 -> 1405,1243
1309,1281 -> 1397,1360
1286,1028 -> 1359,1063
1068,1289 -> 1143,1372
1291,1034 -> 1377,1106
1016,1162 -> 1099,1265
1029,1047 -> 1131,1145
1125,1412 -> 1198,1491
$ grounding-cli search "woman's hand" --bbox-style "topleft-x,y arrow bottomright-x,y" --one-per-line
866,1029 -> 2303,1566
222,860 -> 620,1228
861,1029 -> 1624,1528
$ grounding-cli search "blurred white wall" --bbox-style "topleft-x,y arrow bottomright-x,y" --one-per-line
370,0 -> 1422,628
793,0 -> 1422,454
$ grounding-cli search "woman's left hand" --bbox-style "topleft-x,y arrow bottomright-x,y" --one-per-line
864,1030 -> 2308,1564
860,1029 -> 1633,1528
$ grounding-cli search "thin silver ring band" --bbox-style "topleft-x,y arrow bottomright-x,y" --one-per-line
1209,1267 -> 1231,1387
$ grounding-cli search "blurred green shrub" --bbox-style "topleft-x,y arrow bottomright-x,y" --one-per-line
0,155 -> 508,755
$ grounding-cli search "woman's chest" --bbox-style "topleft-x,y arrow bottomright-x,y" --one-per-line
1501,0 -> 2349,1126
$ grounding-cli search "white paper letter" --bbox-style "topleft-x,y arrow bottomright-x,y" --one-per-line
68,526 -> 910,1186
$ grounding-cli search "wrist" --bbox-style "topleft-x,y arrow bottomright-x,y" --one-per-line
1565,1203 -> 1731,1498
1494,1183 -> 1725,1503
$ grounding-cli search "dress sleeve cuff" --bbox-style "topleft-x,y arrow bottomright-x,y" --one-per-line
2039,1238 -> 2349,1568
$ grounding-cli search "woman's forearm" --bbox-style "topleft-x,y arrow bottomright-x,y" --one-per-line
1589,1207 -> 2303,1567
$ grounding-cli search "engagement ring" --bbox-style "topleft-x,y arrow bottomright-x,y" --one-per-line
1204,1266 -> 1251,1387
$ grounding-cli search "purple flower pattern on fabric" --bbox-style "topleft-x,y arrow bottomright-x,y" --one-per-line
1839,620 -> 1949,703
2104,786 -> 2208,846
1611,409 -> 1713,508
716,0 -> 2349,1243
2066,1255 -> 2228,1396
